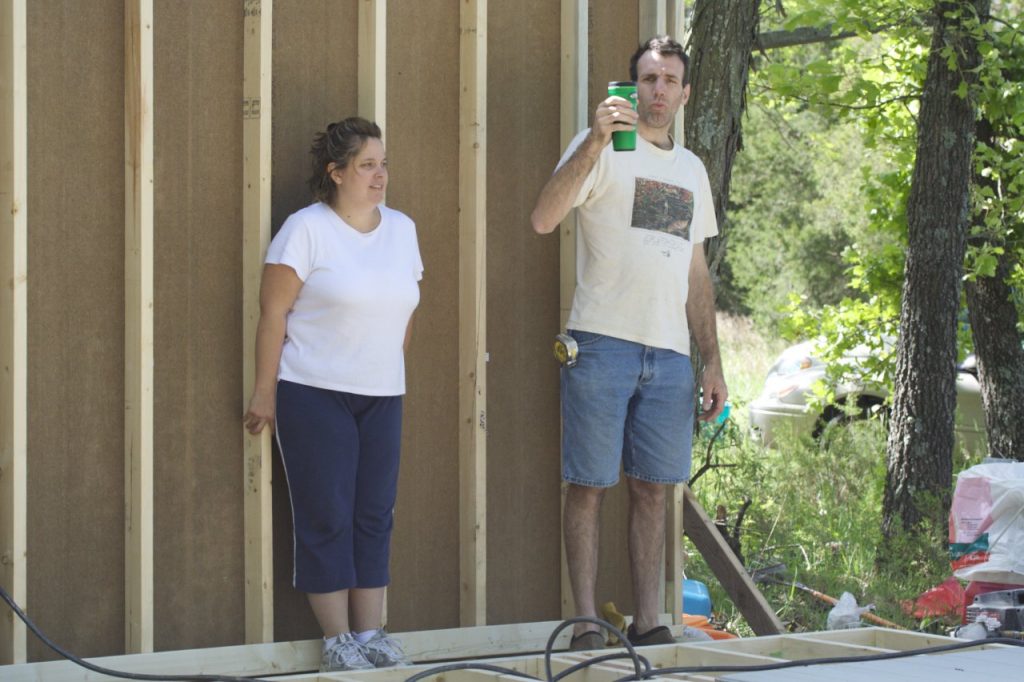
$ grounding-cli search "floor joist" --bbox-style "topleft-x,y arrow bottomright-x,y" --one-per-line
2,625 -> 1011,682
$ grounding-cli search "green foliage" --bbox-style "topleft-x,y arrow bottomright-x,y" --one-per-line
731,0 -> 1024,389
683,319 -> 987,633
685,411 -> 944,632
722,100 -> 874,326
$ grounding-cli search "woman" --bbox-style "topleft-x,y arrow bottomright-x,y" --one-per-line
244,117 -> 421,672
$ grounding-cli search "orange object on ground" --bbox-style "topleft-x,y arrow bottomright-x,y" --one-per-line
682,614 -> 738,640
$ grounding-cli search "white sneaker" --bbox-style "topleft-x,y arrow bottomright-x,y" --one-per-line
362,629 -> 411,667
320,633 -> 374,672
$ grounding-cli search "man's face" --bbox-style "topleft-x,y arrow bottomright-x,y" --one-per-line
636,50 -> 689,131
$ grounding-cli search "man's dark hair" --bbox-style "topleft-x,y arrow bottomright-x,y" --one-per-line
629,35 -> 689,85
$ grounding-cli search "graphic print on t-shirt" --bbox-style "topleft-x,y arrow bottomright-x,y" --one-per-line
630,178 -> 693,241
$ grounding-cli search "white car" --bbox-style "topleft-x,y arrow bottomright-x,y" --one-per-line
748,340 -> 987,453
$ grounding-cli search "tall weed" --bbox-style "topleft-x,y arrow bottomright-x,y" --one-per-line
688,315 -> 963,634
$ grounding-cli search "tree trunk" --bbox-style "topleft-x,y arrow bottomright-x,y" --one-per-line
882,0 -> 990,541
684,0 -> 762,282
966,118 -> 1024,461
966,256 -> 1024,461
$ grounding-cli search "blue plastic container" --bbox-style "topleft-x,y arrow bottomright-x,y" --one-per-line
682,578 -> 712,617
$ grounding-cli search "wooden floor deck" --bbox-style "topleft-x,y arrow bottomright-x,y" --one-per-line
4,622 -> 1019,682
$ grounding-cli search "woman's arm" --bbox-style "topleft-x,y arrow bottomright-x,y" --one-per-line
244,263 -> 303,434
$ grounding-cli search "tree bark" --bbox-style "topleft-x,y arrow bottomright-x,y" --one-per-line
966,256 -> 1024,461
966,117 -> 1024,461
882,0 -> 990,541
684,0 -> 762,283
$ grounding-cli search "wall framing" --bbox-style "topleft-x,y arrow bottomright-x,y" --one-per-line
0,0 -> 27,666
358,0 -> 386,130
242,0 -> 274,646
558,0 -> 587,621
459,0 -> 488,627
124,0 -> 155,655
1,0 -> 735,663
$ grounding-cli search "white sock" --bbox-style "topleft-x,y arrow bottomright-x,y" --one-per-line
323,633 -> 346,649
354,629 -> 377,644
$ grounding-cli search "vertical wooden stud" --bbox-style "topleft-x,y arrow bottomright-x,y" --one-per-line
0,0 -> 27,664
358,0 -> 386,133
634,0 -> 685,623
358,0 -> 387,625
124,0 -> 154,654
242,0 -> 274,644
665,0 -> 686,624
668,0 -> 686,143
639,0 -> 667,41
459,0 -> 487,627
559,0 -> 588,620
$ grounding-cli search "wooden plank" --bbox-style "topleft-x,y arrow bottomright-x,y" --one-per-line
639,0 -> 667,40
636,3 -> 685,623
718,647 -> 1024,682
798,627 -> 959,651
459,0 -> 487,627
242,0 -> 273,645
666,485 -> 684,621
664,0 -> 687,624
0,0 -> 27,665
0,619 -> 582,681
558,0 -> 587,620
358,0 -> 386,131
682,486 -> 784,635
668,0 -> 686,142
124,0 -> 154,654
558,0 -> 587,330
3,622 -> 997,682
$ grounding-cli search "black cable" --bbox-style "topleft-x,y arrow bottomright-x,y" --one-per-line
543,617 -> 649,682
0,584 -> 268,682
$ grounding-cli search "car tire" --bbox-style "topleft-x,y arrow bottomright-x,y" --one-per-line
813,400 -> 888,449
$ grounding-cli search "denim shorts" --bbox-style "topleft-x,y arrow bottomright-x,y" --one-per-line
561,330 -> 695,487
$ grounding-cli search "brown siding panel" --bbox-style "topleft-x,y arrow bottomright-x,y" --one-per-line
152,0 -> 245,652
26,0 -> 126,661
485,0 -> 564,625
386,0 -> 462,632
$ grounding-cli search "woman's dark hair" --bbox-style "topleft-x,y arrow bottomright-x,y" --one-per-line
308,117 -> 382,204
629,35 -> 690,85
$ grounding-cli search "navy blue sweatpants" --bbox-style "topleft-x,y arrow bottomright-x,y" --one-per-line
275,380 -> 403,594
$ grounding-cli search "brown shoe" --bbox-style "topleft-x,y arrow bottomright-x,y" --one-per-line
568,630 -> 606,651
626,624 -> 676,646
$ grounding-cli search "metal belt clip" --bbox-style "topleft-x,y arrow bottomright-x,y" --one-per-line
554,333 -> 579,368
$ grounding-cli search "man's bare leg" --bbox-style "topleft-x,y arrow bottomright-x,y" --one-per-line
564,482 -> 606,636
627,477 -> 667,635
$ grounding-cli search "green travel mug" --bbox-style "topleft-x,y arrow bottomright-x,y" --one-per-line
608,81 -> 637,151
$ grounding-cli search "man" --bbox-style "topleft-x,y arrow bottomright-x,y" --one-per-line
530,36 -> 727,651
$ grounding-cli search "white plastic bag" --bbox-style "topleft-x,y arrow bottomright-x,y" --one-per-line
826,592 -> 873,630
949,461 -> 1024,584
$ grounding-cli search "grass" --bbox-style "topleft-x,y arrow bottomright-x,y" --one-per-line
685,314 -> 967,635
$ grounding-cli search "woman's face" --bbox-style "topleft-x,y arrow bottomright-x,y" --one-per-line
332,137 -> 388,206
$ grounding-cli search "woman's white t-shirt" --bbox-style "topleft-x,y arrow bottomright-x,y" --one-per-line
266,202 -> 423,396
